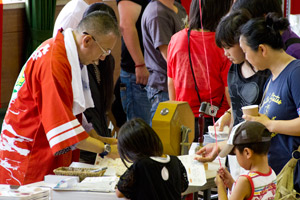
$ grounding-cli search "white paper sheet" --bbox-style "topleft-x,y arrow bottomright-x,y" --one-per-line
178,155 -> 206,186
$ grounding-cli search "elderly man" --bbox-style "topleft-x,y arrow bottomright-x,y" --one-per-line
0,11 -> 119,185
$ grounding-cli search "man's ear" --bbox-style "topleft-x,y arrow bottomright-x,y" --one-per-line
82,34 -> 92,48
244,147 -> 253,159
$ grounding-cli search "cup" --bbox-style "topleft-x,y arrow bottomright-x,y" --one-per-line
242,105 -> 259,116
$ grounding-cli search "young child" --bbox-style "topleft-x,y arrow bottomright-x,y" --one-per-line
215,121 -> 276,200
196,8 -> 271,181
115,118 -> 189,200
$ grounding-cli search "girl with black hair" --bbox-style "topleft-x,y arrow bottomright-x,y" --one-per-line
240,14 -> 300,193
215,9 -> 271,129
115,118 -> 189,200
197,9 -> 271,182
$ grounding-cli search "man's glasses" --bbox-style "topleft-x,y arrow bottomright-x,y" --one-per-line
83,32 -> 111,57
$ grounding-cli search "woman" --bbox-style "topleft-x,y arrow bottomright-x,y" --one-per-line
240,14 -> 300,192
201,9 -> 271,181
167,0 -> 232,142
215,9 -> 271,130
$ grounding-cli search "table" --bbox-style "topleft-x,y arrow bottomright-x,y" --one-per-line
25,142 -> 224,200
28,163 -> 221,200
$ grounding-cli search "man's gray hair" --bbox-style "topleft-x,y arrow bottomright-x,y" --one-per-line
76,11 -> 120,37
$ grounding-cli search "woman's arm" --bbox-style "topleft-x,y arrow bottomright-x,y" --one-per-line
243,114 -> 300,136
168,77 -> 176,100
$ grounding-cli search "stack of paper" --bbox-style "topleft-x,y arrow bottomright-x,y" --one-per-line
0,185 -> 49,200
53,176 -> 119,193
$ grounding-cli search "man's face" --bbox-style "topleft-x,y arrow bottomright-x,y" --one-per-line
80,32 -> 117,65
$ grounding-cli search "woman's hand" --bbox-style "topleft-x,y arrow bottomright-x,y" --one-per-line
194,143 -> 219,163
242,113 -> 271,128
215,112 -> 231,131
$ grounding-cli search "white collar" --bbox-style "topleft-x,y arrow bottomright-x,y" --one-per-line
150,155 -> 171,163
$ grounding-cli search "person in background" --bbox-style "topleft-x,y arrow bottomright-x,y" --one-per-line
231,0 -> 300,59
53,0 -> 100,37
215,121 -> 276,200
240,14 -> 300,192
116,0 -> 152,125
54,2 -> 119,164
196,0 -> 300,175
196,9 -> 272,181
141,0 -> 187,124
0,12 -> 119,185
115,118 -> 189,200
54,0 -> 126,131
80,3 -> 119,164
167,0 -> 232,142
215,9 -> 271,130
181,0 -> 192,15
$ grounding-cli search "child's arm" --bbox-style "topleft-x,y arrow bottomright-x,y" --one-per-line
215,174 -> 228,200
115,189 -> 125,198
115,168 -> 135,199
229,176 -> 251,200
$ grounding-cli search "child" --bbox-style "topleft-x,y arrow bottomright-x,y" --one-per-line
215,121 -> 276,200
196,9 -> 271,181
115,118 -> 189,200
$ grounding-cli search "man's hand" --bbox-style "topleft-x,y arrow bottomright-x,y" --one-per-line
107,144 -> 120,159
88,129 -> 118,145
135,66 -> 149,85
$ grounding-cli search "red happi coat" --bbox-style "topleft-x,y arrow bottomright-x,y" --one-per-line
0,31 -> 88,185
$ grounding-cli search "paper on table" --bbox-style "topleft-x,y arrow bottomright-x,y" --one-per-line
53,176 -> 119,193
208,126 -> 229,140
69,161 -> 116,176
69,162 -> 95,168
94,157 -> 130,176
178,155 -> 206,186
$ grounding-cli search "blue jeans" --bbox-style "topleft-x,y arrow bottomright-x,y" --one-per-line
120,69 -> 151,125
146,86 -> 169,126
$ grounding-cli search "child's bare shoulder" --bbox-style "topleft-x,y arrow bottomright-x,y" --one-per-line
230,175 -> 252,199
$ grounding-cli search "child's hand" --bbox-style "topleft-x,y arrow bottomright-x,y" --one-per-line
215,174 -> 225,188
217,167 -> 234,190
